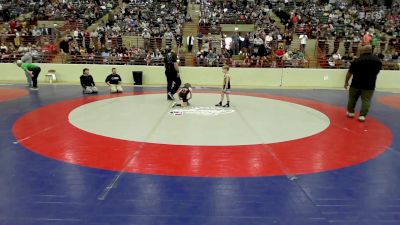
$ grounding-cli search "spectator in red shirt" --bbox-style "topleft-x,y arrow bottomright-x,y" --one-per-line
42,42 -> 57,53
9,19 -> 17,31
275,47 -> 285,67
242,55 -> 251,67
291,13 -> 299,30
275,47 -> 285,59
362,32 -> 372,46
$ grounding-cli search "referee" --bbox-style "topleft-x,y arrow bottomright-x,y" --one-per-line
164,46 -> 181,100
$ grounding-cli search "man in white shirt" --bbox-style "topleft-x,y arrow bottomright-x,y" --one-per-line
299,33 -> 308,53
332,52 -> 341,60
187,35 -> 194,52
142,29 -> 151,50
32,26 -> 42,36
254,36 -> 264,46
265,33 -> 273,45
73,27 -> 79,36
164,29 -> 174,48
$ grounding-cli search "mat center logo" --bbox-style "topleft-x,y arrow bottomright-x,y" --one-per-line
169,106 -> 235,116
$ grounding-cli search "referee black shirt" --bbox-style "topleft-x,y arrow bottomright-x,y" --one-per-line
164,51 -> 177,75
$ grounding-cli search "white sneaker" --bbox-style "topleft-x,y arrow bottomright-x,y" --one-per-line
358,116 -> 366,122
29,88 -> 39,91
168,92 -> 175,100
346,112 -> 355,118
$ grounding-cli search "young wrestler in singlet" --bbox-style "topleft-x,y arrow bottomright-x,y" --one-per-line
215,64 -> 231,107
172,83 -> 192,107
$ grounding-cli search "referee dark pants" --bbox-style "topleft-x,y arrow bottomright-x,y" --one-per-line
31,67 -> 41,88
166,73 -> 181,96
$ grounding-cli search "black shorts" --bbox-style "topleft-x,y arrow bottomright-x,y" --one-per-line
222,89 -> 231,93
179,92 -> 189,102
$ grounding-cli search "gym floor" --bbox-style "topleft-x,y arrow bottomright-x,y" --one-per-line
0,84 -> 399,225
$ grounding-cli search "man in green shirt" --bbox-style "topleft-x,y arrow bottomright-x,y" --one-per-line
16,60 -> 41,90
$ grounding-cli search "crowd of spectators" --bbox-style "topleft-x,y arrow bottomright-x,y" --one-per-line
118,0 -> 190,33
0,0 -> 33,22
88,0 -> 192,52
191,0 -> 399,68
272,0 -> 399,38
271,0 -> 399,69
0,17 -> 58,63
195,0 -> 300,67
1,0 -> 114,24
274,0 -> 399,59
60,29 -> 186,66
0,0 -> 116,63
195,39 -> 309,68
57,0 -> 190,65
33,0 -> 114,23
199,0 -> 279,35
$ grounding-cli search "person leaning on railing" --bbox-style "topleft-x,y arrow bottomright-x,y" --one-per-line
20,48 -> 33,87
16,60 -> 41,91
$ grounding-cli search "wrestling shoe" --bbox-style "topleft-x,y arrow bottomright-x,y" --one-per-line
167,92 -> 175,100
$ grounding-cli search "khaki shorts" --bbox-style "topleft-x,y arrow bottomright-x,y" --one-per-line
110,84 -> 123,93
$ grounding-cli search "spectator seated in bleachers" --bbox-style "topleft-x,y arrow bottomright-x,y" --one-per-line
242,55 -> 251,67
282,50 -> 293,67
206,49 -> 218,67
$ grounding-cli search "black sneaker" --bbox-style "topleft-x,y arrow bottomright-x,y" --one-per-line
223,103 -> 230,107
215,102 -> 222,106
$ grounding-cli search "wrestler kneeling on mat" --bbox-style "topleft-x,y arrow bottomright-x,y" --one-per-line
172,83 -> 192,107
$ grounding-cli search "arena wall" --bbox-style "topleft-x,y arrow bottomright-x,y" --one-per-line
0,63 -> 399,90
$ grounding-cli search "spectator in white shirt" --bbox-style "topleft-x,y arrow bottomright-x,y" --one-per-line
164,29 -> 174,47
32,26 -> 42,36
299,33 -> 308,53
254,36 -> 264,46
206,49 -> 218,66
265,33 -> 273,45
142,29 -> 151,50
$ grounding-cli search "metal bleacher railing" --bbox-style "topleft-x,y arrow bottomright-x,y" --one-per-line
1,35 -> 398,70
1,50 -> 398,70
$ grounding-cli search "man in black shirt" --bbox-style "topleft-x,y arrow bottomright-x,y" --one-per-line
344,45 -> 382,122
80,68 -> 98,94
164,47 -> 181,100
105,68 -> 123,93
59,38 -> 69,54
